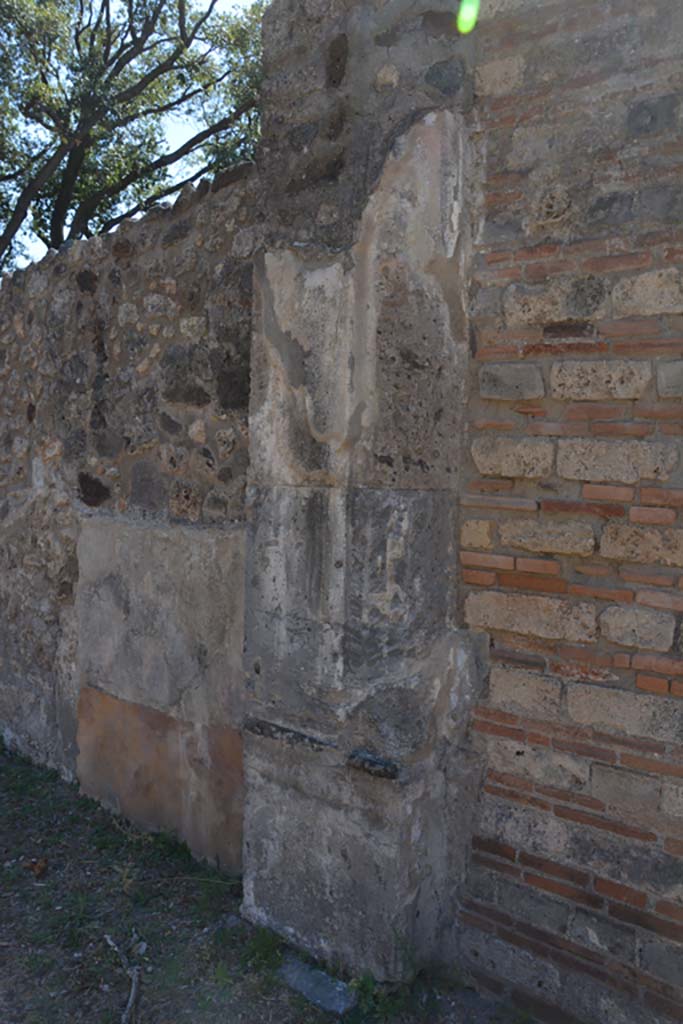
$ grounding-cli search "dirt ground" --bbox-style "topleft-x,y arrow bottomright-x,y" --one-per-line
0,742 -> 531,1024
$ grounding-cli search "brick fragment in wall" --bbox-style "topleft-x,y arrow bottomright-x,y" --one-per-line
461,519 -> 495,550
498,519 -> 594,556
557,439 -> 677,484
471,437 -> 554,478
600,522 -> 683,568
488,664 -> 562,718
479,363 -> 545,400
465,592 -> 596,643
550,360 -> 652,401
599,604 -> 675,653
567,683 -> 683,744
611,268 -> 683,318
656,359 -> 683,399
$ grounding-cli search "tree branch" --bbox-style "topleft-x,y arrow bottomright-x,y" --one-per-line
0,141 -> 73,264
68,99 -> 254,239
49,141 -> 88,248
100,160 -> 213,231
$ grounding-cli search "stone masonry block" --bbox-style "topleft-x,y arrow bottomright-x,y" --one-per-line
661,783 -> 683,819
557,439 -> 677,484
550,360 -> 652,401
499,518 -> 594,556
568,908 -> 635,961
600,522 -> 683,568
471,436 -> 554,478
465,592 -> 596,643
461,519 -> 495,550
475,55 -> 525,97
656,359 -> 683,399
488,665 -> 562,719
599,604 -> 675,652
639,938 -> 683,989
591,764 -> 661,816
479,362 -> 545,401
460,926 -> 561,997
482,736 -> 590,789
612,268 -> 683,318
567,684 -> 683,745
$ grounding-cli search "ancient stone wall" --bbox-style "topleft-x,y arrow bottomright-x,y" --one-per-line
1,0 -> 683,1020
0,168 -> 260,870
461,1 -> 683,1021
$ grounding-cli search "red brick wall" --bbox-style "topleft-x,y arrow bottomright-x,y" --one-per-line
461,1 -> 683,1020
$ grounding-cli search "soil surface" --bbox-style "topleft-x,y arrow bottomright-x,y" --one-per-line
0,743 -> 530,1024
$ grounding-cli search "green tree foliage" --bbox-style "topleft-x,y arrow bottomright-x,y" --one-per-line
0,0 -> 264,268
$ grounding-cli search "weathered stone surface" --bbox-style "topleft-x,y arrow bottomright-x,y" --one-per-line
475,55 -> 525,97
461,519 -> 495,550
503,275 -> 610,327
471,437 -> 554,478
477,794 -> 683,903
600,522 -> 683,568
567,684 -> 683,744
661,783 -> 683,819
591,764 -> 661,816
77,518 -> 245,725
481,735 -> 589,789
599,604 -> 675,652
77,687 -> 243,870
656,359 -> 683,398
460,926 -> 561,997
242,101 -> 485,984
242,727 -> 483,981
279,956 -> 357,1015
550,360 -> 652,400
250,110 -> 468,492
612,268 -> 683,317
557,439 -> 677,484
639,938 -> 683,989
568,909 -> 635,961
479,363 -> 545,400
498,519 -> 594,556
465,592 -> 597,643
488,665 -> 562,719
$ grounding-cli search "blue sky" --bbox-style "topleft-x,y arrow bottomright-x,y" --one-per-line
20,0 -> 256,266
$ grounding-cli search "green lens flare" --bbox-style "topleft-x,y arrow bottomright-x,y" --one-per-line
457,0 -> 480,33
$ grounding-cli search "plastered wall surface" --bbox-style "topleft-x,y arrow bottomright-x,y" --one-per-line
2,0 -> 683,1019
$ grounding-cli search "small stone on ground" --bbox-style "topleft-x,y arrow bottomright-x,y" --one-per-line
279,954 -> 358,1015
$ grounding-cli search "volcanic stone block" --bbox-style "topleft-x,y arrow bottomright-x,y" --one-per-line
471,437 -> 555,478
465,592 -> 596,643
557,439 -> 677,484
599,604 -> 675,652
550,359 -> 652,400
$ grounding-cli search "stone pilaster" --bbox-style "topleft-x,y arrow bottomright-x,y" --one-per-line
241,0 -> 485,981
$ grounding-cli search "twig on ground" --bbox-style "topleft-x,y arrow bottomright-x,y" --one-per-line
104,933 -> 142,1024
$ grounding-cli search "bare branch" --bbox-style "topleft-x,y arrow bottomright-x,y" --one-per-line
68,99 -> 254,238
0,142 -> 73,264
100,161 -> 213,230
